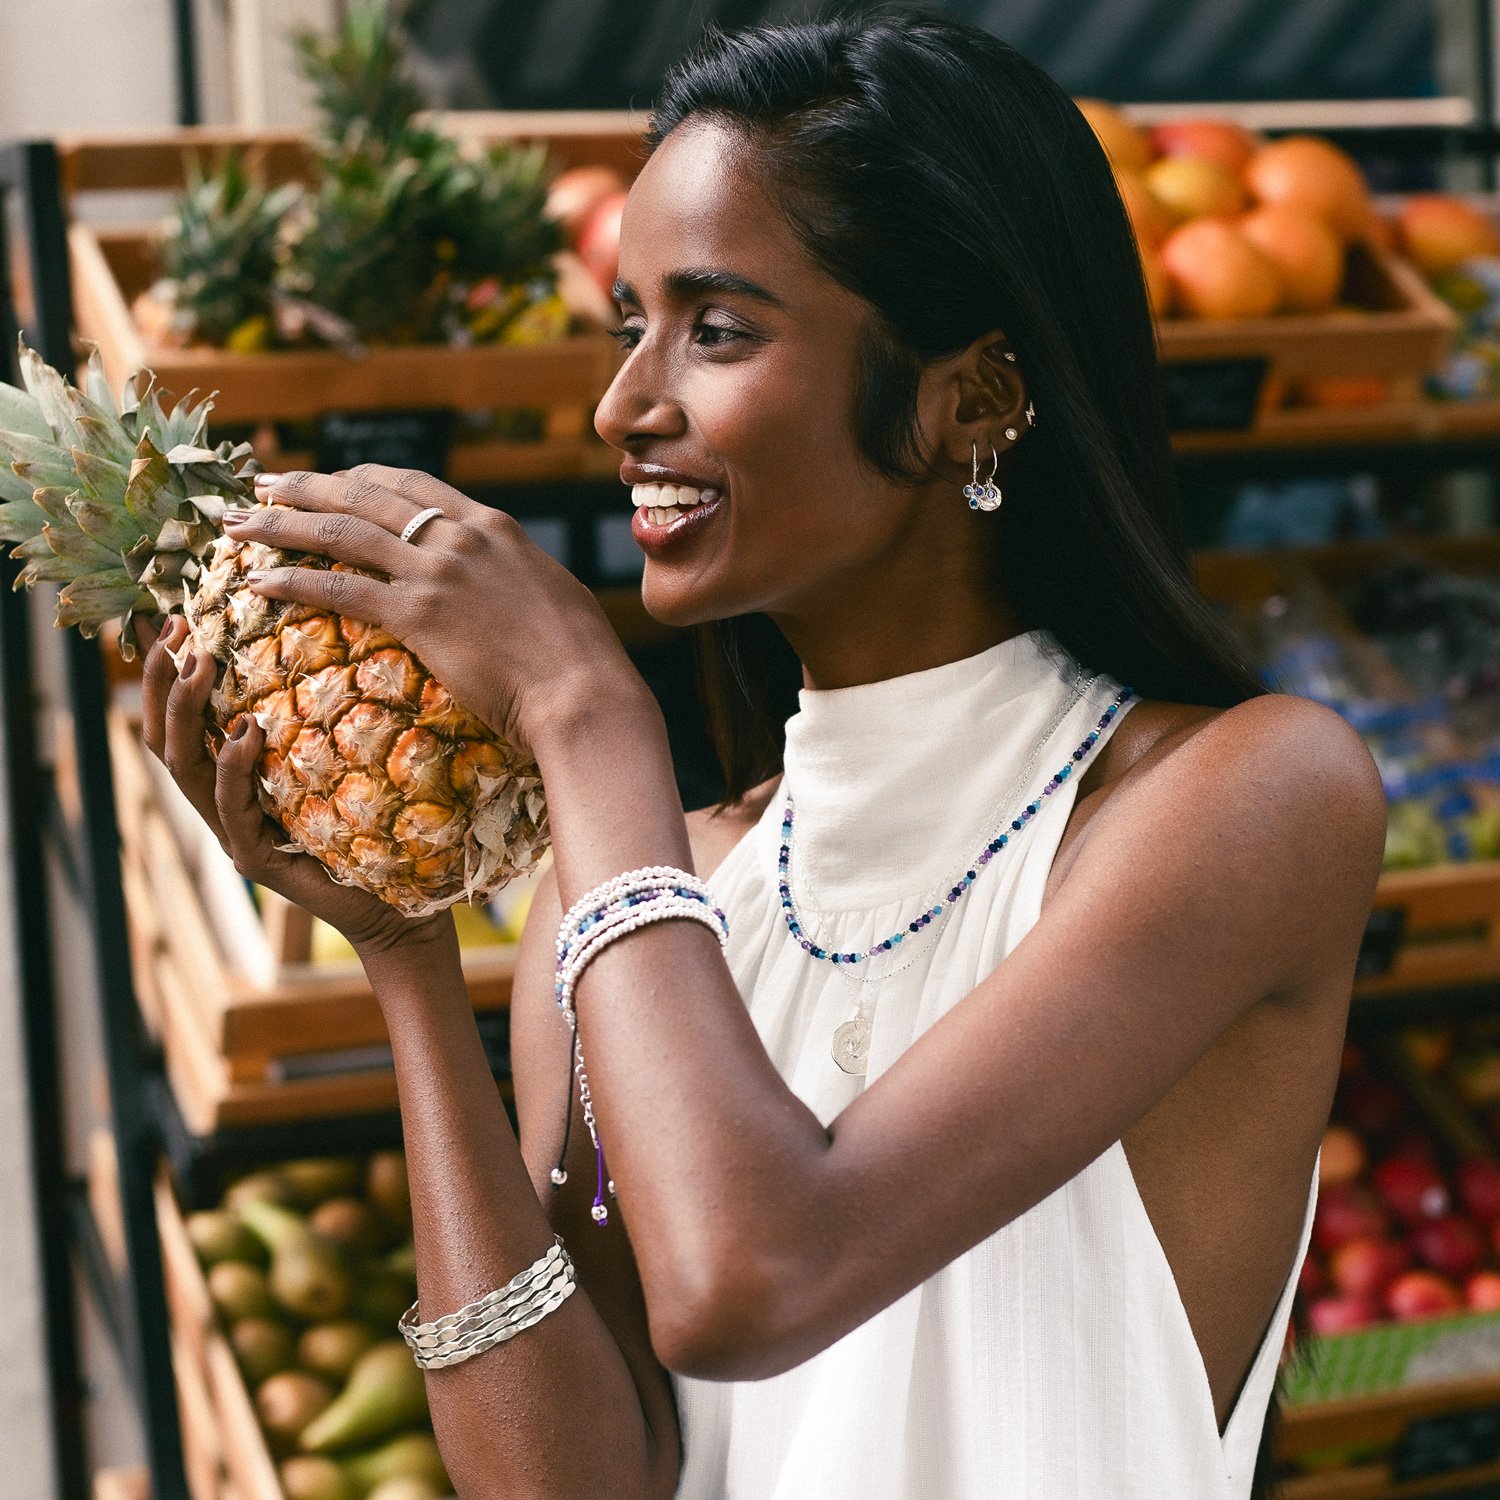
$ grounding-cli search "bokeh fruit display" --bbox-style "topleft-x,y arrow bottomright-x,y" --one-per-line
1077,100 -> 1377,321
186,1151 -> 455,1499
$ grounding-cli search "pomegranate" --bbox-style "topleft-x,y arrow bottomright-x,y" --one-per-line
1372,1156 -> 1450,1224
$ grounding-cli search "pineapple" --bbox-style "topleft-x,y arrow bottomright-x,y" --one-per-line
0,340 -> 548,917
145,153 -> 301,351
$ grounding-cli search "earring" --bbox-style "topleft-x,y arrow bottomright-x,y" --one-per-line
965,443 -> 1002,512
1025,401 -> 1036,428
1004,426 -> 1018,441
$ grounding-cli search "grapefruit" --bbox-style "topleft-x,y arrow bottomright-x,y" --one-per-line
1145,155 -> 1247,223
1150,118 -> 1261,174
1160,219 -> 1282,319
1240,204 -> 1344,312
1245,136 -> 1374,243
1397,194 -> 1500,275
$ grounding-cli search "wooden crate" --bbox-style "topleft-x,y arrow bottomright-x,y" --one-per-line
59,118 -> 641,483
107,711 -> 519,1132
1158,241 -> 1458,390
156,1172 -> 286,1500
92,1468 -> 150,1500
1190,541 -> 1500,997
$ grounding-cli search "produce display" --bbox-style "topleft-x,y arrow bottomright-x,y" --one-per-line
1077,101 -> 1375,323
0,344 -> 550,915
135,3 -> 568,354
1307,1043 -> 1500,1334
1228,565 -> 1500,870
186,1152 -> 454,1500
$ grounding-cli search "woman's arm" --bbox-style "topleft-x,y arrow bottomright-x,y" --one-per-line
141,617 -> 679,1500
525,685 -> 1386,1381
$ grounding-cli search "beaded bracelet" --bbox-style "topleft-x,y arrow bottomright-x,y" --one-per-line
398,1236 -> 577,1370
551,867 -> 730,1226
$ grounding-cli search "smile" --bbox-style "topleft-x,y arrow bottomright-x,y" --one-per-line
631,481 -> 723,527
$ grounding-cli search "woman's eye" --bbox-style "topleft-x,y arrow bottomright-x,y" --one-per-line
607,324 -> 642,350
695,321 -> 745,347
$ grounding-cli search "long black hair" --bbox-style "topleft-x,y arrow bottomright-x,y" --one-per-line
645,9 -> 1267,803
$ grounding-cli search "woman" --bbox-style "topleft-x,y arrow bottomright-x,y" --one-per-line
141,14 -> 1385,1499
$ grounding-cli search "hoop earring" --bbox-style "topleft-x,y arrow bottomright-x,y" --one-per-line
964,443 -> 1002,512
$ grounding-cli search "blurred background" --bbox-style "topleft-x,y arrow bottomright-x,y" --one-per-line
5,5 -> 1500,1500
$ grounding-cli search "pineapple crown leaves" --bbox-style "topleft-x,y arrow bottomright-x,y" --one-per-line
0,339 -> 257,649
295,0 -> 427,155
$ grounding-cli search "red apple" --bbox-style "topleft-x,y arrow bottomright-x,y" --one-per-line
1312,1184 -> 1388,1254
1412,1215 -> 1486,1280
545,165 -> 628,245
1330,1237 -> 1410,1299
1309,1293 -> 1380,1336
1386,1269 -> 1462,1322
1372,1156 -> 1449,1224
1466,1270 -> 1500,1311
1319,1125 -> 1366,1186
1457,1158 -> 1500,1224
577,189 -> 628,299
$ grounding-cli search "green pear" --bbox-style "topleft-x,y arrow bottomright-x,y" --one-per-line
207,1261 -> 275,1322
299,1321 -> 380,1384
309,1197 -> 388,1257
231,1316 -> 296,1385
299,1341 -> 428,1453
225,1169 -> 300,1213
366,1152 -> 411,1231
341,1432 -> 450,1495
357,1268 -> 414,1329
366,1478 -> 447,1500
279,1157 -> 365,1207
240,1199 -> 354,1321
280,1455 -> 357,1500
186,1209 -> 266,1268
257,1370 -> 335,1456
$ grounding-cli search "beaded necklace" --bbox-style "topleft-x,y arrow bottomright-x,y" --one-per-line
778,684 -> 1135,1072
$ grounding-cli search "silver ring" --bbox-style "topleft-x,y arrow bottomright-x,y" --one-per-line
399,506 -> 445,545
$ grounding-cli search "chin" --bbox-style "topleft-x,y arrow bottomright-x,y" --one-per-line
638,566 -> 732,630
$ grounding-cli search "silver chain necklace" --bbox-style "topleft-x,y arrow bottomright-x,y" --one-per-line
780,666 -> 1100,1074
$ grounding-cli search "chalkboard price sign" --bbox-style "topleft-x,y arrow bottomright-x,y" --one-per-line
1159,357 -> 1269,432
1393,1405 -> 1500,1481
314,409 -> 456,480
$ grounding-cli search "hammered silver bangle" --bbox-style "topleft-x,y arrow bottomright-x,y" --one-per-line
398,1236 -> 577,1370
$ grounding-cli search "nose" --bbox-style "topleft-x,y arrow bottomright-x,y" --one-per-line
593,340 -> 685,452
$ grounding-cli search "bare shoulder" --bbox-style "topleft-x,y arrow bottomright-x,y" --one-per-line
686,774 -> 782,880
1054,692 -> 1387,987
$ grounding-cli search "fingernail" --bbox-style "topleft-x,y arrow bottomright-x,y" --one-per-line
229,717 -> 249,741
246,570 -> 268,585
223,508 -> 251,526
178,650 -> 197,678
253,473 -> 283,488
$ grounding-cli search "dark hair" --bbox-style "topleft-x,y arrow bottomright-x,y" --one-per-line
645,9 -> 1267,802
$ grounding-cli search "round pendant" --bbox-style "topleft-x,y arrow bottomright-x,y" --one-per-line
831,1017 -> 871,1075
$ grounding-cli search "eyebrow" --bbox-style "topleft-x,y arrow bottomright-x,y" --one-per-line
613,267 -> 787,309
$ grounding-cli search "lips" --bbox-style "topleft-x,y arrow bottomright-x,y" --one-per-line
629,490 -> 724,556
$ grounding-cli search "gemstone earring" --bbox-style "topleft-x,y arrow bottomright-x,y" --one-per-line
965,444 -> 1002,512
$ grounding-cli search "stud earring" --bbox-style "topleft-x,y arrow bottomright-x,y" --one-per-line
1004,426 -> 1018,441
1025,401 -> 1036,428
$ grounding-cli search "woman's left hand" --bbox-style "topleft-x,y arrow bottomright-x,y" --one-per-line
229,464 -> 640,756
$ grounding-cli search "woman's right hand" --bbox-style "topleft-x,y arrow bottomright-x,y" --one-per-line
139,614 -> 452,959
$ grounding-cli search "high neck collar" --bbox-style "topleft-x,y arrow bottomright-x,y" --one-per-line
779,629 -> 1093,909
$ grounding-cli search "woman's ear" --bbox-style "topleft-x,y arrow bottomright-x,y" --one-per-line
921,328 -> 1030,470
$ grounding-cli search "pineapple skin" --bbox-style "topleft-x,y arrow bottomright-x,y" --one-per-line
189,522 -> 549,920
0,341 -> 548,919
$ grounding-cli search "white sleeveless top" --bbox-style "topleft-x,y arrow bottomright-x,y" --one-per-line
674,628 -> 1317,1500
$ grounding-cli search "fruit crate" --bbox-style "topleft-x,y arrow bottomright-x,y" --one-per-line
1158,241 -> 1458,434
105,708 -> 519,1132
1276,1037 -> 1500,1498
57,117 -> 644,485
1190,539 -> 1500,997
156,1171 -> 279,1500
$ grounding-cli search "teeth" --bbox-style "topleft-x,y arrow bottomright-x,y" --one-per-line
632,482 -> 713,510
646,506 -> 682,526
